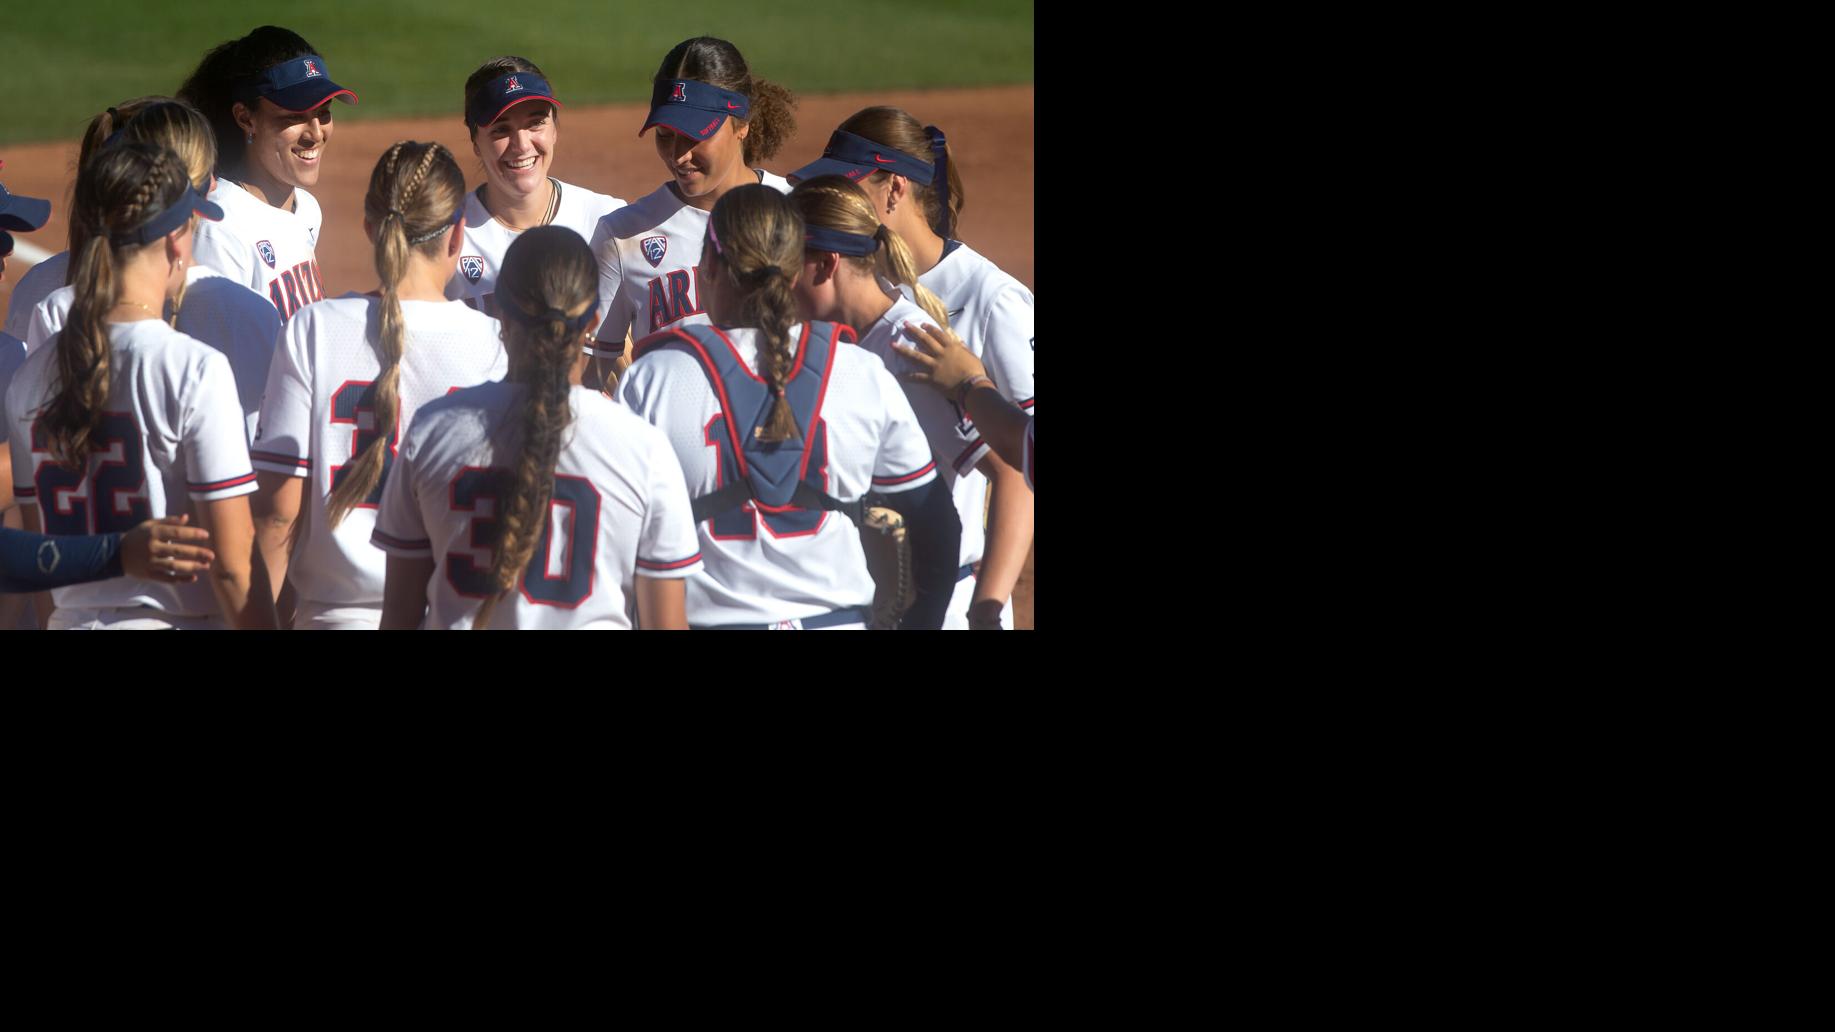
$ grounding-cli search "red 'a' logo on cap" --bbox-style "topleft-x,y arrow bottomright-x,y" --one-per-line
305,60 -> 320,77
671,82 -> 687,102
505,77 -> 522,92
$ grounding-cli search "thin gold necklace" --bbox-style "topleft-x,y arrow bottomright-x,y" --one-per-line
110,300 -> 160,319
486,178 -> 560,231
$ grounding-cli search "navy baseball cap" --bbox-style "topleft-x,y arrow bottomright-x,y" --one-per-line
237,54 -> 358,113
640,79 -> 750,142
467,71 -> 563,130
0,182 -> 52,232
1,230 -> 13,258
790,130 -> 935,186
110,184 -> 222,247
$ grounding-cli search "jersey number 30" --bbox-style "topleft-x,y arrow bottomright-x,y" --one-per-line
446,469 -> 600,608
31,412 -> 151,536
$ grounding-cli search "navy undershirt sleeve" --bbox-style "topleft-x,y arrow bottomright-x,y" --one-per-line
0,527 -> 125,593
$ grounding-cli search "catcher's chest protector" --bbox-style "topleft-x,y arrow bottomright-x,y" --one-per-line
635,322 -> 855,521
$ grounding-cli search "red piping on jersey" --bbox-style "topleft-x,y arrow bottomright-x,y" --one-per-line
636,552 -> 702,571
1017,397 -> 1035,409
251,450 -> 311,469
188,472 -> 257,492
371,528 -> 431,551
873,460 -> 936,486
954,439 -> 988,475
662,330 -> 750,478
796,325 -> 843,481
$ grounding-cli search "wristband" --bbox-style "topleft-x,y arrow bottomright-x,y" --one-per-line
951,374 -> 994,408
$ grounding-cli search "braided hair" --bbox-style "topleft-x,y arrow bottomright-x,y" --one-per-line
324,141 -> 464,527
472,225 -> 598,630
706,184 -> 806,444
41,143 -> 190,470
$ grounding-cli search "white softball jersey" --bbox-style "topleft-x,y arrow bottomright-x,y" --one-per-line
371,383 -> 704,630
616,323 -> 937,628
3,250 -> 68,341
5,319 -> 257,616
586,171 -> 790,355
443,179 -> 626,311
191,179 -> 326,322
915,240 -> 1035,411
856,289 -> 993,570
911,240 -> 1035,628
250,295 -> 507,609
25,264 -> 283,443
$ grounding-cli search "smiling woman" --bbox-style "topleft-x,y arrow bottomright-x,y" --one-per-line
177,25 -> 358,322
442,57 -> 626,317
582,36 -> 798,390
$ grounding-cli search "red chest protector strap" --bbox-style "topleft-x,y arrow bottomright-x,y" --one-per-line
633,321 -> 867,525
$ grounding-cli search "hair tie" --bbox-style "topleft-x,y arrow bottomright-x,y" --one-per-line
772,385 -> 786,398
925,125 -> 953,238
385,208 -> 404,220
107,107 -> 119,121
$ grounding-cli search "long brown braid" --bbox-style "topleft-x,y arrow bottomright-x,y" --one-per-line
324,141 -> 464,527
707,183 -> 806,444
39,143 -> 189,470
788,174 -> 952,331
472,225 -> 598,631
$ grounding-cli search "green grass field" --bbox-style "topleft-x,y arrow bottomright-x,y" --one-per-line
0,1 -> 1033,145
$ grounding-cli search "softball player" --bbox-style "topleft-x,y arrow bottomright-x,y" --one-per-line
584,36 -> 798,389
5,142 -> 274,629
5,98 -> 172,342
786,174 -> 1021,628
2,515 -> 214,593
23,100 -> 283,444
375,225 -> 700,630
178,25 -> 358,320
249,142 -> 506,631
443,58 -> 625,316
617,184 -> 961,629
791,108 -> 1035,629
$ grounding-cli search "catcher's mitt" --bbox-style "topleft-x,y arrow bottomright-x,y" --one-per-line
861,505 -> 914,630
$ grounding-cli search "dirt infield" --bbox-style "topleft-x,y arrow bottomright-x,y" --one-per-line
1,84 -> 1035,627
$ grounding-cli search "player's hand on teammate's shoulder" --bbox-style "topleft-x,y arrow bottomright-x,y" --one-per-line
893,321 -> 986,397
121,514 -> 215,584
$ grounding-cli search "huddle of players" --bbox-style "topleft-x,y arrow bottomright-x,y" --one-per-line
0,26 -> 1035,630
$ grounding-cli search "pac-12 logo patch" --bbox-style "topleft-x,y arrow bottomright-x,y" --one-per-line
505,76 -> 523,93
641,236 -> 667,267
304,60 -> 321,78
671,82 -> 687,102
256,240 -> 276,268
460,256 -> 485,283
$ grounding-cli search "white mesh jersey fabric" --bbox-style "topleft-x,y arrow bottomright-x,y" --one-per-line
913,241 -> 1035,410
4,250 -> 68,340
585,171 -> 791,354
250,295 -> 507,605
372,383 -> 703,629
6,319 -> 255,615
27,264 -> 282,443
617,322 -> 937,627
855,289 -> 992,572
443,179 -> 626,309
191,180 -> 325,322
